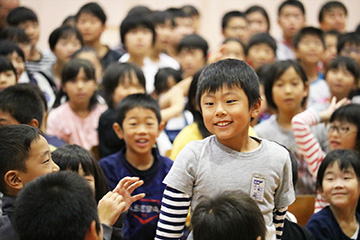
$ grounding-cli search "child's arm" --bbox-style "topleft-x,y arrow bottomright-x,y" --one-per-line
273,206 -> 288,240
155,186 -> 191,240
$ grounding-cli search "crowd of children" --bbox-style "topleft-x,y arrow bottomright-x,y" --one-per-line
0,1 -> 360,240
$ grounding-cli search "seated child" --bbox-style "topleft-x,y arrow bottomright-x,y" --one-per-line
318,1 -> 347,33
0,26 -> 31,62
306,149 -> 360,240
0,125 -> 60,239
0,39 -> 25,82
246,32 -> 276,71
99,93 -> 173,240
0,55 -> 16,91
221,10 -> 249,44
245,5 -> 270,37
191,191 -> 266,240
337,32 -> 360,66
155,59 -> 295,240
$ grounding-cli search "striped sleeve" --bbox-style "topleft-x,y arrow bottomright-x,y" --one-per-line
155,186 -> 191,240
273,206 -> 287,240
291,108 -> 326,178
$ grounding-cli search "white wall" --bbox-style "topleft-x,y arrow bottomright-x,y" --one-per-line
22,0 -> 360,51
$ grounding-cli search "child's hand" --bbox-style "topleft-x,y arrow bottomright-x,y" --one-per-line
319,97 -> 350,122
98,191 -> 126,226
207,45 -> 226,64
113,176 -> 146,212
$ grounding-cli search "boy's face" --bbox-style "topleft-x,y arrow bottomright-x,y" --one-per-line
320,8 -> 347,33
178,48 -> 205,78
321,161 -> 360,209
0,109 -> 19,126
278,5 -> 305,39
124,26 -> 153,57
246,43 -> 275,71
171,17 -> 194,46
154,20 -> 172,52
0,69 -> 16,91
247,11 -> 268,37
15,135 -> 60,189
76,13 -> 105,43
114,107 -> 161,157
200,85 -> 260,148
321,34 -> 338,67
326,66 -> 356,100
18,20 -> 39,48
295,34 -> 324,65
222,17 -> 249,43
340,43 -> 360,66
53,35 -> 82,64
222,40 -> 245,61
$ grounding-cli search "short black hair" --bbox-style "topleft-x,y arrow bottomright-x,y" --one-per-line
221,11 -> 247,30
316,149 -> 360,191
115,94 -> 161,128
0,26 -> 30,44
246,33 -> 277,56
154,67 -> 182,95
264,60 -> 308,111
0,39 -> 25,62
126,5 -> 152,17
149,10 -> 171,26
102,62 -> 146,108
75,2 -> 106,25
48,25 -> 83,51
325,56 -> 360,86
293,27 -> 324,49
0,83 -> 44,126
318,1 -> 347,23
278,0 -> 305,16
0,125 -> 43,193
52,144 -> 109,202
14,171 -> 101,240
6,7 -> 38,26
0,55 -> 16,77
245,5 -> 270,31
177,33 -> 208,59
337,32 -> 360,54
120,14 -> 156,46
196,59 -> 260,112
191,191 -> 266,240
181,5 -> 200,17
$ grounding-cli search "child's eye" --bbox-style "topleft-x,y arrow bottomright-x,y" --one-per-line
204,102 -> 214,106
226,100 -> 236,104
43,159 -> 50,164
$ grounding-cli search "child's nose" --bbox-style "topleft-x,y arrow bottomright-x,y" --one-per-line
215,104 -> 226,117
51,160 -> 60,172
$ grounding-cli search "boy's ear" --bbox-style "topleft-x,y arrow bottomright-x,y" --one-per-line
113,123 -> 124,139
303,81 -> 310,98
250,99 -> 262,119
4,170 -> 25,192
158,121 -> 165,135
28,118 -> 39,128
84,221 -> 100,240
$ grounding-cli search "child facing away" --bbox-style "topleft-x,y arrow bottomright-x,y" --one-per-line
155,59 -> 295,240
99,94 -> 173,240
306,149 -> 360,240
47,58 -> 107,150
0,55 -> 16,91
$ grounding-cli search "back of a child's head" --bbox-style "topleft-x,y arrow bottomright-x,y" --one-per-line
0,83 -> 44,126
325,56 -> 359,84
191,191 -> 266,240
102,62 -> 146,108
278,0 -> 305,16
337,32 -> 360,54
246,32 -> 277,56
115,93 -> 161,128
196,59 -> 260,111
52,144 -> 109,202
0,26 -> 30,45
221,11 -> 247,30
120,14 -> 156,46
48,25 -> 83,51
75,2 -> 106,24
0,39 -> 25,62
6,6 -> 38,26
154,67 -> 181,96
316,149 -> 360,190
177,33 -> 208,58
264,60 -> 308,111
293,26 -> 325,50
0,124 -> 42,194
14,171 -> 101,240
318,1 -> 347,24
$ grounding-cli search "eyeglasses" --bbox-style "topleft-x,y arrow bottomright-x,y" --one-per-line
329,124 -> 354,135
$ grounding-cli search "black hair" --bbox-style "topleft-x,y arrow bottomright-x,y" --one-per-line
223,37 -> 246,52
278,0 -> 306,16
246,33 -> 276,56
318,1 -> 347,23
293,27 -> 325,49
14,171 -> 101,240
191,191 -> 266,240
330,104 -> 360,153
316,149 -> 360,191
325,56 -> 360,86
6,6 -> 38,26
0,39 -> 25,62
62,15 -> 76,26
149,10 -> 171,26
53,58 -> 98,110
337,32 -> 360,54
102,62 -> 146,109
52,144 -> 109,202
221,11 -> 247,30
0,83 -> 44,126
324,29 -> 340,39
75,2 -> 106,25
115,93 -> 161,128
126,5 -> 152,17
245,5 -> 270,32
264,60 -> 308,111
0,26 -> 30,44
120,14 -> 156,46
177,33 -> 208,59
0,125 -> 43,193
181,5 -> 200,17
0,55 -> 16,76
48,25 -> 83,51
154,67 -> 182,95
72,46 -> 101,60
196,59 -> 260,112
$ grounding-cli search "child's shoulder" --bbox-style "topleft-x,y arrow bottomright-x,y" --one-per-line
258,138 -> 290,158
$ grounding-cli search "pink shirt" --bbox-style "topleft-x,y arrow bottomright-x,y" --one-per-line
47,102 -> 107,150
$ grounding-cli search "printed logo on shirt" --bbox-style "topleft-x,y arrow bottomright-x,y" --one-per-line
129,199 -> 161,224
